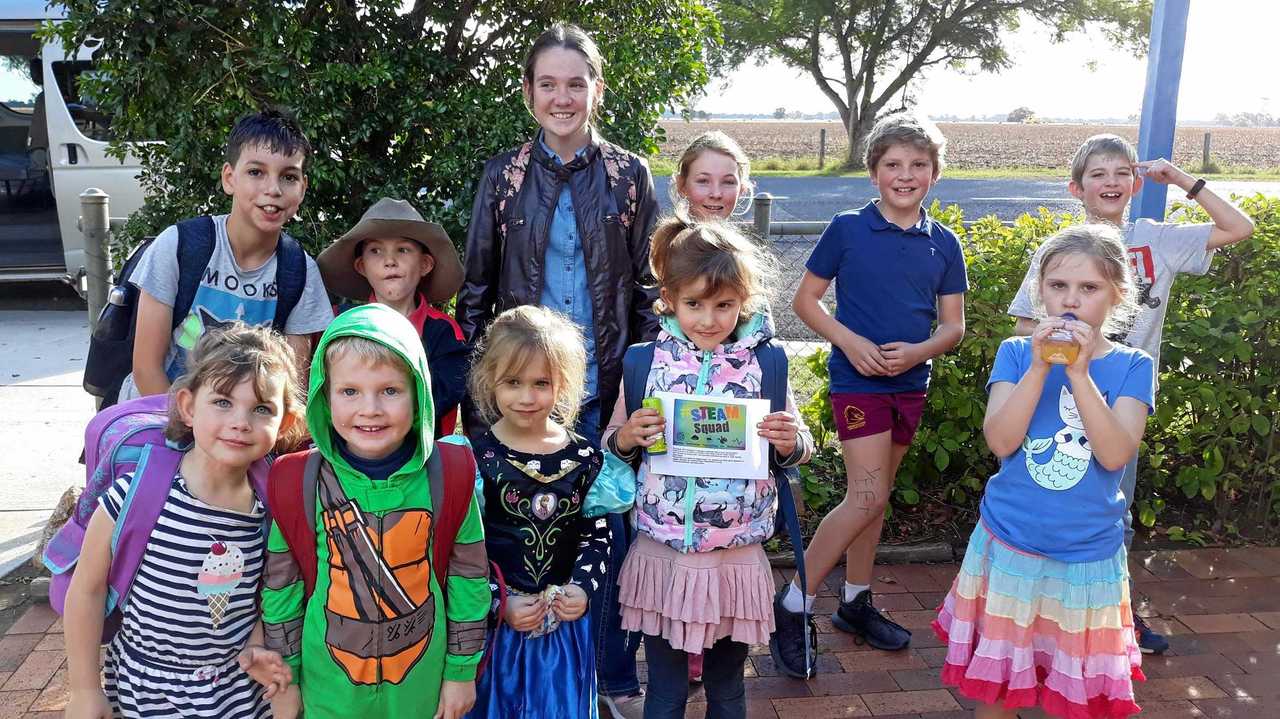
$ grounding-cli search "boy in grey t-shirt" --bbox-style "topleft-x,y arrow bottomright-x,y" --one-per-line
1008,134 -> 1254,654
123,110 -> 332,399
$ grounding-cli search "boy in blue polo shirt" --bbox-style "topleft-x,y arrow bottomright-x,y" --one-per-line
770,113 -> 967,678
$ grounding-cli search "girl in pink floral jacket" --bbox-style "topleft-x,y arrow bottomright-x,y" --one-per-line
603,214 -> 813,719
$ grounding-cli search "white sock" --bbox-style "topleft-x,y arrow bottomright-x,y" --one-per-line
782,581 -> 816,613
844,582 -> 870,603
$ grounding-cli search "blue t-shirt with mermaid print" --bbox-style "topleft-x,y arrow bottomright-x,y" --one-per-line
979,337 -> 1154,562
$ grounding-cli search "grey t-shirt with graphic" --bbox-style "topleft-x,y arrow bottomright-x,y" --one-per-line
1007,219 -> 1214,378
120,214 -> 332,398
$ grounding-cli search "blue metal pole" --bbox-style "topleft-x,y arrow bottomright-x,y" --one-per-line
1132,0 -> 1191,221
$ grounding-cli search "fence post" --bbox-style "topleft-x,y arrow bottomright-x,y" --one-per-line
1202,131 -> 1211,170
753,192 -> 773,239
818,128 -> 827,169
80,188 -> 111,332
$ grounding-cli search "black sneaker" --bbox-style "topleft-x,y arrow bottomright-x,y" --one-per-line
769,588 -> 817,679
1134,615 -> 1169,655
831,589 -> 911,651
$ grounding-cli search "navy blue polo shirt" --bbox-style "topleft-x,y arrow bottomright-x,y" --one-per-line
805,201 -> 968,394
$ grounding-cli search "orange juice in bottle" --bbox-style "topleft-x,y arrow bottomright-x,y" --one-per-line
1041,312 -> 1080,365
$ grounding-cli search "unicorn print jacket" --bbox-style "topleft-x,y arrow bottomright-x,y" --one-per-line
603,313 -> 813,553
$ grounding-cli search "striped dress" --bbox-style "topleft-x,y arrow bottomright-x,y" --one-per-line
101,472 -> 269,719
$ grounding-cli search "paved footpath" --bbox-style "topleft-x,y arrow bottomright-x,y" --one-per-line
3,547 -> 1279,718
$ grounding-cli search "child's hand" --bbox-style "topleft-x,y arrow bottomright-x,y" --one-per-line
757,411 -> 800,457
1064,318 -> 1100,379
238,644 -> 292,698
1028,318 -> 1062,371
271,683 -> 302,719
617,407 -> 665,453
65,689 -> 113,719
434,679 -> 477,719
1136,158 -> 1193,189
840,334 -> 889,376
504,593 -> 548,632
879,341 -> 922,376
552,583 -> 589,621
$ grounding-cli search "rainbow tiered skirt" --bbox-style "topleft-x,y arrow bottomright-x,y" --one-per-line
932,521 -> 1144,719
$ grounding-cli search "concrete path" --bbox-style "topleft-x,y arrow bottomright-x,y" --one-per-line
3,547 -> 1279,717
0,310 -> 95,579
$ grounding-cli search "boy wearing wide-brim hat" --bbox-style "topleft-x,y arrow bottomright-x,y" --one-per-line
317,197 -> 469,436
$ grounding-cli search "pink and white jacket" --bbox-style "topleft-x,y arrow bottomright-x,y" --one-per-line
603,313 -> 813,553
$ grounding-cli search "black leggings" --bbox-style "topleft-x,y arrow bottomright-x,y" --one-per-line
642,634 -> 748,719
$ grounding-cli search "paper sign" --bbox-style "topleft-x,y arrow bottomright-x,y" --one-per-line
647,392 -> 771,480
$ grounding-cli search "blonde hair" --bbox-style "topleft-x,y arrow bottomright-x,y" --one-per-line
649,211 -> 777,319
1032,224 -> 1139,337
323,335 -> 411,380
166,322 -> 306,452
1070,134 -> 1137,185
864,112 -> 947,176
468,306 -> 587,428
670,131 -> 754,214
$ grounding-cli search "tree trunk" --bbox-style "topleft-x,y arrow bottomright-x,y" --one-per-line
844,114 -> 877,170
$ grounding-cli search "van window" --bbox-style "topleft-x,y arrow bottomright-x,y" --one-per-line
0,55 -> 38,114
51,59 -> 112,141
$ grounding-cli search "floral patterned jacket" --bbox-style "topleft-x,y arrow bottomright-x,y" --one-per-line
604,314 -> 814,553
457,129 -> 660,426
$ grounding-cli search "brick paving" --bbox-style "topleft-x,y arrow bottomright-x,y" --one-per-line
4,547 -> 1280,717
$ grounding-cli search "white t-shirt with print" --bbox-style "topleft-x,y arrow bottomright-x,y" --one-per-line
120,214 -> 332,398
1007,219 -> 1214,376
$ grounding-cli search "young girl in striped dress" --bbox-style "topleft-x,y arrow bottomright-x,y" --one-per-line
933,225 -> 1154,719
63,325 -> 305,719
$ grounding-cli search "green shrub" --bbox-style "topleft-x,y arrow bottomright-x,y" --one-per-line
795,195 -> 1280,543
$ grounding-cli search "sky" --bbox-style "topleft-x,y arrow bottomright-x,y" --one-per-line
700,1 -> 1279,121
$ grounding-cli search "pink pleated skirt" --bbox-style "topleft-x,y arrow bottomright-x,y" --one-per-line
616,534 -> 775,654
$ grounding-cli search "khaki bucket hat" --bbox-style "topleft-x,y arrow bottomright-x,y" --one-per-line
317,197 -> 463,304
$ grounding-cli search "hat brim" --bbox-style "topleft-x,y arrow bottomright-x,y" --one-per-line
317,218 -> 463,304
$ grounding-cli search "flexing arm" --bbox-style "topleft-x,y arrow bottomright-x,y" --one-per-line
131,290 -> 174,396
63,508 -> 114,719
1139,159 -> 1255,250
792,271 -> 890,376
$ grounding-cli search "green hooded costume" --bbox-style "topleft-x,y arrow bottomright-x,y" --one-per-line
261,304 -> 489,717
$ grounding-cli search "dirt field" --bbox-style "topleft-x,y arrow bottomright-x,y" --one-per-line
656,120 -> 1280,170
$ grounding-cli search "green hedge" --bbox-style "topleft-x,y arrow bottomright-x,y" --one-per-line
797,194 -> 1280,543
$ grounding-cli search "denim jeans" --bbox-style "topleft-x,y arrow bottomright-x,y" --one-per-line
642,635 -> 748,719
576,395 -> 642,698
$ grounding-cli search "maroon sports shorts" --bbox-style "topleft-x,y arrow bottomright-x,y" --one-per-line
830,391 -> 927,445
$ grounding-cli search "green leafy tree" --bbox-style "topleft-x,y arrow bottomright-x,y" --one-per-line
716,0 -> 1151,168
43,1 -> 719,252
1006,106 -> 1035,123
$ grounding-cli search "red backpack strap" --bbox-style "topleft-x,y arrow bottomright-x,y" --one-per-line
267,449 -> 320,599
427,440 -> 477,592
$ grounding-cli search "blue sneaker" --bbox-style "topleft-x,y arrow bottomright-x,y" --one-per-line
1134,615 -> 1169,655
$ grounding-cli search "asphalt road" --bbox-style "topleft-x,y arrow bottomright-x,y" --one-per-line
654,175 -> 1280,223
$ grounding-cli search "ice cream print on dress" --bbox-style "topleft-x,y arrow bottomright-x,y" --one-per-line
197,539 -> 245,628
1022,386 -> 1093,491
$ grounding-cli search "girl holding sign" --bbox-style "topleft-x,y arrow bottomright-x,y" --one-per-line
603,215 -> 813,719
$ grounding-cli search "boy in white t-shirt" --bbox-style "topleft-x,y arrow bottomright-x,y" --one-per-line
123,109 -> 333,399
1007,133 -> 1254,654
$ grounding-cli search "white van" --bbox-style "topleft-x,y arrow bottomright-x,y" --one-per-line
0,0 -> 143,284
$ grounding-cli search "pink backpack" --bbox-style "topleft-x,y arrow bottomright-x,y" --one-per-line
43,395 -> 269,641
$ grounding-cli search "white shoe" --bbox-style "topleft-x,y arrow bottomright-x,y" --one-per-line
599,690 -> 645,719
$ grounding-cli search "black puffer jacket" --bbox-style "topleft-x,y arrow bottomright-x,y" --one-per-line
457,130 -> 660,428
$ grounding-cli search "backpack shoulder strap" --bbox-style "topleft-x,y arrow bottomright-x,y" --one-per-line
270,233 -> 308,332
622,342 -> 655,418
172,216 -> 217,330
108,444 -> 182,611
757,342 -> 789,415
267,449 -> 320,599
427,441 -> 477,593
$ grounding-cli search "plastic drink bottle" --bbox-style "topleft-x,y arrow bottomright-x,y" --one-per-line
642,397 -> 667,454
1041,312 -> 1080,365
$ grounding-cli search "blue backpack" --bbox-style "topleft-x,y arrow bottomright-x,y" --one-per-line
82,216 -> 307,408
621,341 -> 812,664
